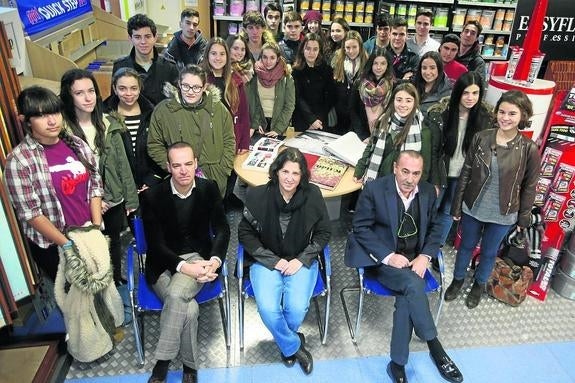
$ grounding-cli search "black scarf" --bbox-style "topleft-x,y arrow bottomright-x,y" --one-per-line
261,184 -> 308,260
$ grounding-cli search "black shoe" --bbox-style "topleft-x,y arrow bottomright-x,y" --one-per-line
386,361 -> 408,383
444,279 -> 464,302
281,353 -> 296,367
465,281 -> 485,309
297,332 -> 305,346
430,354 -> 463,383
294,344 -> 313,375
281,333 -> 306,368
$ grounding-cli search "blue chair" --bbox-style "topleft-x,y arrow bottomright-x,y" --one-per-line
236,244 -> 332,350
127,216 -> 231,366
340,251 -> 445,343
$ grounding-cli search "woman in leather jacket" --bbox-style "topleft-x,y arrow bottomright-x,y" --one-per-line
445,90 -> 541,309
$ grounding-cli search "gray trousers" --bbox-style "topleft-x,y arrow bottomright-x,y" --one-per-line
152,253 -> 204,368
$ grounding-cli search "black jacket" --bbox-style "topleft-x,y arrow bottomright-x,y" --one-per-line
112,47 -> 179,105
238,182 -> 331,270
456,42 -> 486,82
164,31 -> 207,69
386,45 -> 419,80
292,62 -> 336,132
141,178 -> 230,285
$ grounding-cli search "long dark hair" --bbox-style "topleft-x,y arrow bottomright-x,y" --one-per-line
293,32 -> 325,70
17,86 -> 96,172
413,51 -> 445,100
60,69 -> 106,155
443,71 -> 486,157
361,49 -> 394,83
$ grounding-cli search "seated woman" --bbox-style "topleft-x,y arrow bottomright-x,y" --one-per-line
238,148 -> 331,375
412,51 -> 452,117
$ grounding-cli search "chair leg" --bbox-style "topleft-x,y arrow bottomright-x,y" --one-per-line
132,308 -> 145,366
340,285 -> 361,343
224,276 -> 232,349
238,278 -> 245,350
130,288 -> 145,366
322,281 -> 331,345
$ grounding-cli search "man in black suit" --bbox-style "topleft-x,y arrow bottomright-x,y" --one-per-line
346,151 -> 462,383
141,142 -> 230,383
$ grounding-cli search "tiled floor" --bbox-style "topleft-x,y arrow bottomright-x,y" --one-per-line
63,202 -> 575,382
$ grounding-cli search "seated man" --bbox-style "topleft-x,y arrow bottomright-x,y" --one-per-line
141,141 -> 230,383
345,150 -> 463,383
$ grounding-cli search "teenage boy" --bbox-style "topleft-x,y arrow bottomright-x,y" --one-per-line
407,10 -> 440,57
164,8 -> 207,68
439,34 -> 468,85
264,2 -> 283,40
279,11 -> 303,64
364,14 -> 391,55
456,20 -> 486,81
113,14 -> 178,105
241,10 -> 275,61
386,17 -> 419,80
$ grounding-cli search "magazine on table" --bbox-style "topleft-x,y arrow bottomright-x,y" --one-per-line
242,136 -> 284,172
303,153 -> 349,191
323,131 -> 367,166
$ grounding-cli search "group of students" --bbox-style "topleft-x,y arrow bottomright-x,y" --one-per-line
3,5 -> 541,383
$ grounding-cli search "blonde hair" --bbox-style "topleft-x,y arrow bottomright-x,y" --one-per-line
332,30 -> 367,83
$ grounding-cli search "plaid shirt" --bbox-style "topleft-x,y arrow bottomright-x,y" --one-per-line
4,134 -> 103,248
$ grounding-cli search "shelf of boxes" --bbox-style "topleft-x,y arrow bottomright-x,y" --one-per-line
457,1 -> 516,9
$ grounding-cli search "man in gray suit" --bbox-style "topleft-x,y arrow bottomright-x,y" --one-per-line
141,142 -> 230,383
345,151 -> 462,383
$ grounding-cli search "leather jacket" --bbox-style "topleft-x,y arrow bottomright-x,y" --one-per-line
451,129 -> 541,228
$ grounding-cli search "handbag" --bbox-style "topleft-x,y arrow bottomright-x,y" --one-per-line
486,257 -> 533,307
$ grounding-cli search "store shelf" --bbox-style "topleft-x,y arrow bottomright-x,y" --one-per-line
321,21 -> 373,28
452,27 -> 511,35
408,26 -> 450,32
482,55 -> 508,60
213,15 -> 243,22
395,0 -> 455,4
457,1 -> 517,8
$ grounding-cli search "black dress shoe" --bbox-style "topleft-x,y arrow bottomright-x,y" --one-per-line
386,361 -> 408,383
444,278 -> 464,302
281,333 -> 306,368
294,344 -> 313,375
465,280 -> 485,309
430,354 -> 463,383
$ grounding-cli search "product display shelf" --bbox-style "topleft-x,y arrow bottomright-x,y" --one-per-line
394,0 -> 455,4
452,26 -> 511,35
457,1 -> 517,9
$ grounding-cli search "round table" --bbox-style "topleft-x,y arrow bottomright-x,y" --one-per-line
234,151 -> 362,219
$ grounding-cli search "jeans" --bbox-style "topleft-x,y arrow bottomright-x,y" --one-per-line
453,213 -> 512,283
436,177 -> 458,246
250,260 -> 318,357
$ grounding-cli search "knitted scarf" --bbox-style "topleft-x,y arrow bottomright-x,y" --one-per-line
261,183 -> 308,260
363,112 -> 423,183
232,60 -> 254,84
255,60 -> 286,88
359,77 -> 391,107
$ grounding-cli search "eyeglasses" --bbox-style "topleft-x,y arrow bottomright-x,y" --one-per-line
397,212 -> 418,238
180,83 -> 203,93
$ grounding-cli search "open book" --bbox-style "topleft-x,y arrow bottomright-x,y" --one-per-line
283,130 -> 339,156
242,137 -> 283,172
323,132 -> 367,166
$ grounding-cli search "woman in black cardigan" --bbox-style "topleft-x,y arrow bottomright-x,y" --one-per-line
238,148 -> 331,375
292,33 -> 336,132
